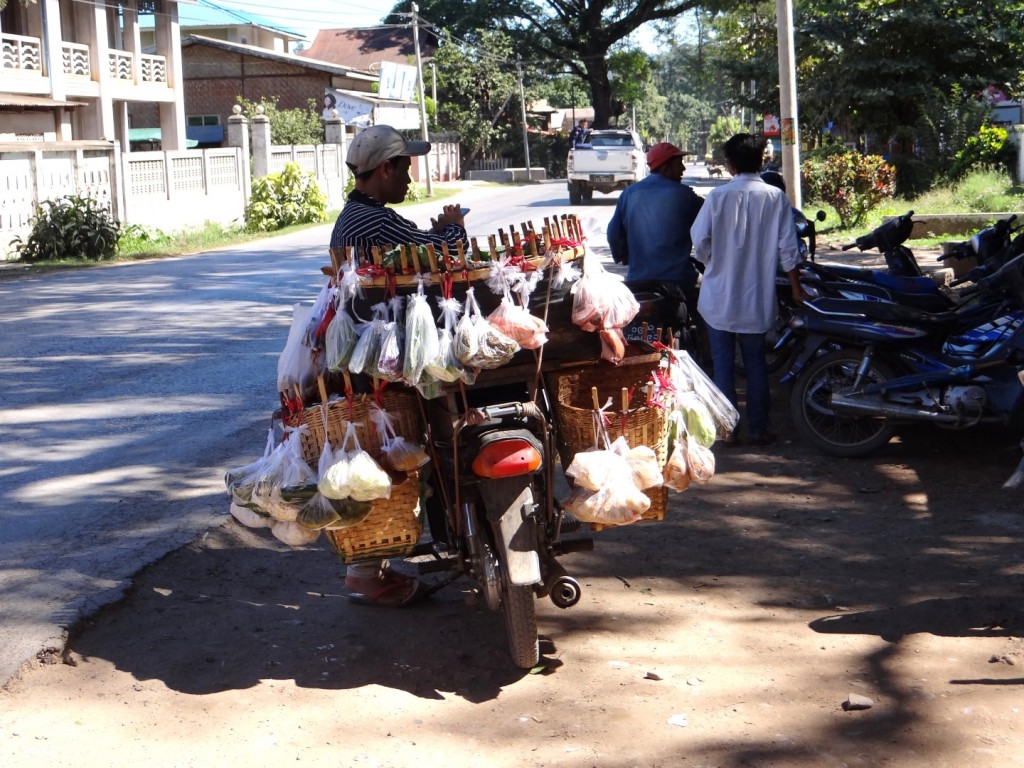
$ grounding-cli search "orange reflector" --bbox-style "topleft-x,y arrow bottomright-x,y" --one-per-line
471,439 -> 543,478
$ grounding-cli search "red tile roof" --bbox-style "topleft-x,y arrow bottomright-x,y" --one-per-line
298,27 -> 434,73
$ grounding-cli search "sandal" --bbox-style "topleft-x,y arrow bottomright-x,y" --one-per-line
346,572 -> 424,608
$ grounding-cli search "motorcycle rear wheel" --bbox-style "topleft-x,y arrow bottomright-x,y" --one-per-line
502,582 -> 539,669
789,350 -> 896,458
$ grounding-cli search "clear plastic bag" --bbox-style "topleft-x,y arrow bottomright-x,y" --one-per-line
340,422 -> 392,502
425,296 -> 466,383
487,293 -> 548,350
270,519 -> 321,546
370,402 -> 429,472
225,428 -> 275,506
565,448 -> 630,493
251,425 -> 319,521
303,281 -> 335,350
348,303 -> 388,376
229,501 -> 272,528
571,254 -> 640,331
663,436 -> 691,492
326,302 -> 359,372
453,287 -> 520,369
686,438 -> 716,485
564,483 -> 650,526
677,391 -> 717,448
404,284 -> 440,384
277,303 -> 316,394
668,350 -> 740,439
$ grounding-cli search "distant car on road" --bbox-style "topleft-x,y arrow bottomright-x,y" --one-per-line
566,129 -> 648,205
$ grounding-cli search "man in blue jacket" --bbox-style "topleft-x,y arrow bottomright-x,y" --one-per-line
606,142 -> 704,299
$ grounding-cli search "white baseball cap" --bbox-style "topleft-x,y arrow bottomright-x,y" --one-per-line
346,125 -> 430,175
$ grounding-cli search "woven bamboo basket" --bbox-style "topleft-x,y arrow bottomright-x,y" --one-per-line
295,386 -> 425,563
323,475 -> 422,563
548,355 -> 669,527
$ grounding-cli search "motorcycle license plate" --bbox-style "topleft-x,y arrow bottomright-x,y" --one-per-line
590,174 -> 614,183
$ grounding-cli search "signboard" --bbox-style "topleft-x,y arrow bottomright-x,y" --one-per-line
378,61 -> 419,102
991,102 -> 1022,126
762,114 -> 780,137
323,88 -> 374,126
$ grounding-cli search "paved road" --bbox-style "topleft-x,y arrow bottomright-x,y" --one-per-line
0,175 -> 646,685
0,165 -> 748,685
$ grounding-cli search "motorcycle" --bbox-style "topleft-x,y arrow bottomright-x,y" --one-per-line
783,228 -> 1024,460
770,213 -> 1020,375
407,264 -> 675,669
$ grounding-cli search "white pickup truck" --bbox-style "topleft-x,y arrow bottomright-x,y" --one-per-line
566,129 -> 648,205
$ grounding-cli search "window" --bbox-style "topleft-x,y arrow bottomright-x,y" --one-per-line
187,115 -> 221,127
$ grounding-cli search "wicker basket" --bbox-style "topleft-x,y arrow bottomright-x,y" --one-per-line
548,354 -> 669,527
294,386 -> 425,563
323,474 -> 422,563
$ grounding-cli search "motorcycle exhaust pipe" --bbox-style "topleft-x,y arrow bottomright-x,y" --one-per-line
831,393 -> 962,423
543,560 -> 582,609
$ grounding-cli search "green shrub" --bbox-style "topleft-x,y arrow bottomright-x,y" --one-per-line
118,224 -> 171,255
245,162 -> 328,232
801,152 -> 896,228
13,195 -> 121,262
947,125 -> 1012,181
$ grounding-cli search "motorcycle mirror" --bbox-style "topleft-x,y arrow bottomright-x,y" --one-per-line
815,210 -> 827,222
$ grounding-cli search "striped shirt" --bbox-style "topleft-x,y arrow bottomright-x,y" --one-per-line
329,189 -> 468,254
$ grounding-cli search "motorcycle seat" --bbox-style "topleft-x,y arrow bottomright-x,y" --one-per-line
807,297 -> 958,329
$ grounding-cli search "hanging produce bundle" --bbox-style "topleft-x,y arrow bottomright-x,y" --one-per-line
425,294 -> 466,384
452,287 -> 520,369
403,279 -> 441,384
250,425 -> 319,522
348,302 -> 389,377
570,253 -> 639,333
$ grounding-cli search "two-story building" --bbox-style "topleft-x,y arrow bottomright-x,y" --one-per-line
1,0 -> 188,148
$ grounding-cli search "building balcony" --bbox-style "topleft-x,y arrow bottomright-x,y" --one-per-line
2,33 -> 170,99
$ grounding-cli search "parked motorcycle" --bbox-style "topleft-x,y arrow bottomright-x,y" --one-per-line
784,228 -> 1024,459
770,213 -> 1020,375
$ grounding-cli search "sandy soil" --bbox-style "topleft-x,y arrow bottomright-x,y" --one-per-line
3,393 -> 1024,767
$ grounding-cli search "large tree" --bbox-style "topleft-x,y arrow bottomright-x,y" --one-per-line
391,0 -> 714,128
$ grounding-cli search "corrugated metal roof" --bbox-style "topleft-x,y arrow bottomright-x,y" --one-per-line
140,0 -> 303,39
0,94 -> 87,108
298,27 -> 434,73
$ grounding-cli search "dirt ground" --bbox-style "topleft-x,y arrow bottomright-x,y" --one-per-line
3,384 -> 1024,767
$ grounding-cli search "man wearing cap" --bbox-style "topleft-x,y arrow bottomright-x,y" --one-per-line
330,125 -> 467,608
606,141 -> 704,299
329,124 -> 468,255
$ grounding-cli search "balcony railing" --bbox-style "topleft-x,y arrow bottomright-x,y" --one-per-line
108,49 -> 133,81
139,53 -> 166,83
1,33 -> 42,72
62,42 -> 91,77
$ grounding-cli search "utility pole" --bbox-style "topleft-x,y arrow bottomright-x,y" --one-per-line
411,2 -> 433,196
776,0 -> 801,207
516,55 -> 532,179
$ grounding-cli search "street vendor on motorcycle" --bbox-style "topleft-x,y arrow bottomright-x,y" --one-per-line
330,124 -> 468,607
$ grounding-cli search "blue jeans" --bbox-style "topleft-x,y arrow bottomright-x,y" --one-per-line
705,326 -> 771,437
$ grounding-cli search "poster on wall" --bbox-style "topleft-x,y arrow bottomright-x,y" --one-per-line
762,114 -> 781,137
322,88 -> 374,126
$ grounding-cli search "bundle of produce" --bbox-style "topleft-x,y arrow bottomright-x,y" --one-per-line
403,279 -> 440,385
452,287 -> 520,370
326,298 -> 359,373
375,295 -> 405,382
563,409 -> 652,526
487,292 -> 548,350
303,281 -> 336,352
278,303 -> 327,395
348,302 -> 389,377
424,294 -> 467,384
570,253 -> 639,333
370,401 -> 429,473
297,405 -> 373,530
660,349 -> 739,440
317,421 -> 393,502
250,425 -> 319,522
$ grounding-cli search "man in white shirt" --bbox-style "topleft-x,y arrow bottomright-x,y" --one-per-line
689,133 -> 804,446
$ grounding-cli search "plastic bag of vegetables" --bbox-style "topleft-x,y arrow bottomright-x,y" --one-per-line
339,422 -> 392,502
251,425 -> 319,521
425,296 -> 466,383
403,281 -> 440,384
326,300 -> 359,373
452,287 -> 520,370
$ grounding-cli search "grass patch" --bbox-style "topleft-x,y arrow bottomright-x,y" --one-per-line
807,168 -> 1024,248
